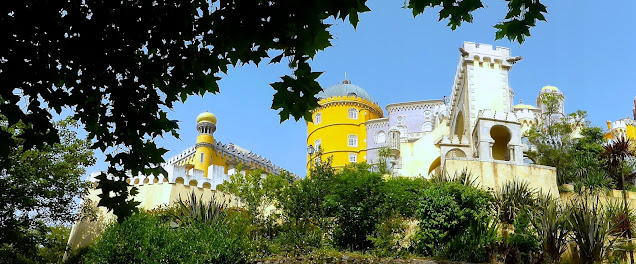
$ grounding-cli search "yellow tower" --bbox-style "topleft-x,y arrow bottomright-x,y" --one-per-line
194,111 -> 217,177
307,79 -> 384,173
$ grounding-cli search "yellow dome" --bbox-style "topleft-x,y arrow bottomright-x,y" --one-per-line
514,103 -> 539,110
196,111 -> 217,124
541,85 -> 560,93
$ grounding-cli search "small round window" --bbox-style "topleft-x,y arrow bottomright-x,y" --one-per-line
348,93 -> 357,97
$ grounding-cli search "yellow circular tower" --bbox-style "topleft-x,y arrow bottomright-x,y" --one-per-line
194,111 -> 217,177
307,79 -> 384,172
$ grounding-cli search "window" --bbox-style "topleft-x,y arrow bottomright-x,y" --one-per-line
375,131 -> 386,144
422,122 -> 433,132
349,153 -> 357,163
348,108 -> 358,119
314,139 -> 321,151
200,153 -> 204,163
314,113 -> 321,124
348,135 -> 358,147
397,125 -> 407,136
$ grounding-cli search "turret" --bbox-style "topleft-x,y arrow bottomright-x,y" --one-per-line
194,111 -> 217,177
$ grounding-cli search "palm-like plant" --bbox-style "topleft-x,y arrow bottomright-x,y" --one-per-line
531,197 -> 569,263
495,180 -> 537,224
171,191 -> 227,225
603,137 -> 634,189
568,197 -> 619,264
430,168 -> 478,188
602,136 -> 636,263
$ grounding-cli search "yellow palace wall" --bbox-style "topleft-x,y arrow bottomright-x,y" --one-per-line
67,183 -> 238,253
307,96 -> 383,171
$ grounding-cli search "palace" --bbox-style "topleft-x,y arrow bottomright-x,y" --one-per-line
605,97 -> 636,141
307,41 -> 563,194
68,111 -> 285,251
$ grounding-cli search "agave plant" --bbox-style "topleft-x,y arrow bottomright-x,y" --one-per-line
430,168 -> 478,188
568,197 -> 620,264
531,197 -> 569,263
495,180 -> 537,224
171,191 -> 227,225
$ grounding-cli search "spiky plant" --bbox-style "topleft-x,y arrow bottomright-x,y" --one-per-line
531,197 -> 569,263
171,191 -> 227,225
568,197 -> 619,264
495,180 -> 537,224
603,136 -> 635,189
430,168 -> 478,188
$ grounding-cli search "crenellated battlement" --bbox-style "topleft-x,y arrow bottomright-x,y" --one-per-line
478,109 -> 519,123
514,108 -> 539,121
316,95 -> 384,117
461,41 -> 517,67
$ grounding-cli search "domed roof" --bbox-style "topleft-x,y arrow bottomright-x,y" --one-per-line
316,79 -> 373,101
513,102 -> 539,110
541,85 -> 560,93
196,111 -> 217,124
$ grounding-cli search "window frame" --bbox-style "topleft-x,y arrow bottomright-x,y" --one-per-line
348,108 -> 358,120
375,131 -> 386,144
315,112 -> 321,124
348,134 -> 358,147
349,153 -> 357,163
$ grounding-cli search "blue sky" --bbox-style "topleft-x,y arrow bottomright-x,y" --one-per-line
87,0 -> 636,177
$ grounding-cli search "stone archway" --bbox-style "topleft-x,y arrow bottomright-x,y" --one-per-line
490,125 -> 511,161
455,111 -> 465,141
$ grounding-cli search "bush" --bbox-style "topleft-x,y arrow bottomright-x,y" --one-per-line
379,177 -> 429,218
79,212 -> 250,264
495,180 -> 537,225
568,197 -> 617,264
368,216 -> 410,257
442,217 -> 498,262
271,220 -> 324,256
531,198 -> 569,263
324,163 -> 385,250
413,181 -> 493,256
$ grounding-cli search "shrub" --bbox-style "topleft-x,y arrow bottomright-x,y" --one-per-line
271,220 -> 324,256
495,180 -> 537,225
506,209 -> 540,263
568,197 -> 618,264
368,216 -> 409,257
324,163 -> 384,250
79,212 -> 250,264
441,216 -> 498,262
531,198 -> 569,263
379,177 -> 429,218
413,181 -> 493,256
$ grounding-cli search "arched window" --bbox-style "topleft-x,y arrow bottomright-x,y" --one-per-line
349,153 -> 357,163
348,108 -> 358,119
397,125 -> 407,137
375,131 -> 386,144
314,113 -> 321,124
348,135 -> 358,147
421,122 -> 433,132
314,139 -> 321,151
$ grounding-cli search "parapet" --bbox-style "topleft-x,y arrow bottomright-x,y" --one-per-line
514,108 -> 539,121
461,41 -> 519,67
478,109 -> 519,123
316,95 -> 384,117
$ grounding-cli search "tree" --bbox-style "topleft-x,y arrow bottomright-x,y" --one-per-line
0,117 -> 95,263
1,0 -> 548,221
526,94 -> 606,185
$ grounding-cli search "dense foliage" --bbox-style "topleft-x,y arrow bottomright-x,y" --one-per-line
413,181 -> 492,256
77,212 -> 250,264
0,117 -> 94,263
2,0 -> 549,221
